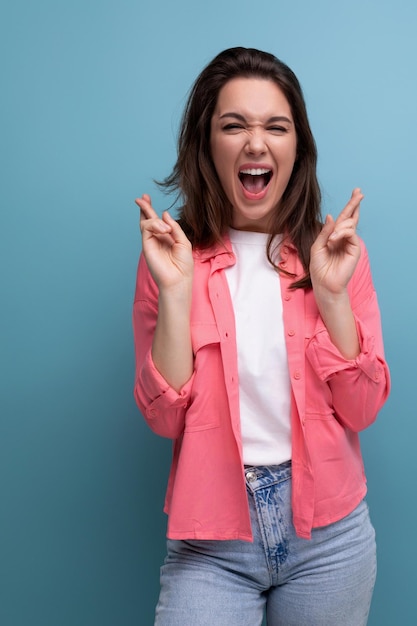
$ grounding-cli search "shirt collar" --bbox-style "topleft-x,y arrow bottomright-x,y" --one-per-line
193,233 -> 299,272
193,234 -> 234,262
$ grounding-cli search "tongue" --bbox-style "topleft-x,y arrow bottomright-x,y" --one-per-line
241,174 -> 265,194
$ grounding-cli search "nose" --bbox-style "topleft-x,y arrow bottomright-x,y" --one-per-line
245,128 -> 267,155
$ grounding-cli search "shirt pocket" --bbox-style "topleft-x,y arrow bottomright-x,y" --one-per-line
191,323 -> 221,354
184,324 -> 224,432
303,412 -> 345,470
303,412 -> 363,498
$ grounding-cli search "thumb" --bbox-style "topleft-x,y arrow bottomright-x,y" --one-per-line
162,211 -> 191,246
315,214 -> 335,245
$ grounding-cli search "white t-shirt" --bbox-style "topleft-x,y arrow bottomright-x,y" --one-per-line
225,228 -> 292,466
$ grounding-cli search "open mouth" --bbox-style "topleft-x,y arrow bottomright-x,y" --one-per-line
238,168 -> 272,194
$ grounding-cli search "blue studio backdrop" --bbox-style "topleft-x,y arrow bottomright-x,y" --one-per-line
1,1 -> 415,624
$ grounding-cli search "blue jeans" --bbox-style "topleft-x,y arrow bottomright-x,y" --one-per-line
155,462 -> 376,625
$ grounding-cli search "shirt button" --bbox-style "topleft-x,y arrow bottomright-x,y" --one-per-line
245,471 -> 257,483
284,293 -> 291,301
288,329 -> 296,336
293,370 -> 301,380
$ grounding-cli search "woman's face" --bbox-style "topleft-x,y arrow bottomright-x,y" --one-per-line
210,77 -> 297,232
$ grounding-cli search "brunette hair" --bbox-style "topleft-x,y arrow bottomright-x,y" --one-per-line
159,46 -> 322,288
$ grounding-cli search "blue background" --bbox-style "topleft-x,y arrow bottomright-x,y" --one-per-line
1,0 -> 415,624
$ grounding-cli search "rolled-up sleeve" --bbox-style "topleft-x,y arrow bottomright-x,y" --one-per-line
305,241 -> 390,432
133,255 -> 194,439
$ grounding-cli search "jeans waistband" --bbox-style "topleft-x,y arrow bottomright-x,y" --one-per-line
244,460 -> 292,491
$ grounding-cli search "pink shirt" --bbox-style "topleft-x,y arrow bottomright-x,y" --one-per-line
133,235 -> 390,540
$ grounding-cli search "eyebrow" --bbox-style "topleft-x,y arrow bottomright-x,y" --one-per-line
218,112 -> 293,124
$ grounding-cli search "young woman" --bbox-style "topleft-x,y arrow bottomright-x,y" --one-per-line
133,47 -> 390,626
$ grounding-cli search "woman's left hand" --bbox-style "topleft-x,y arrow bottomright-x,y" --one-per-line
310,188 -> 363,296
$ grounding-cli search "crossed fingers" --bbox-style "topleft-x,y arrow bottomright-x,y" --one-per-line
328,188 -> 363,242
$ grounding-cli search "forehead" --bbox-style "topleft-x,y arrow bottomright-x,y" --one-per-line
214,77 -> 292,117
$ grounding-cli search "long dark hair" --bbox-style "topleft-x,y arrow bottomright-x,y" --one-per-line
159,46 -> 322,289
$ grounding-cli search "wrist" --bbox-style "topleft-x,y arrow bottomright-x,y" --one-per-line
158,278 -> 193,302
312,285 -> 349,308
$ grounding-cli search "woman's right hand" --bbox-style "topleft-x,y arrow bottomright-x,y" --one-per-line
135,194 -> 194,291
136,194 -> 194,391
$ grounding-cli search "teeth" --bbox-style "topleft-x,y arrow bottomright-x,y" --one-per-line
239,168 -> 271,176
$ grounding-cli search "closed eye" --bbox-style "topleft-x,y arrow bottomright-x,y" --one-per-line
222,123 -> 244,131
267,126 -> 288,133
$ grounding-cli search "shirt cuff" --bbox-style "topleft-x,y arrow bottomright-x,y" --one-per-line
306,316 -> 379,382
139,349 -> 195,411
